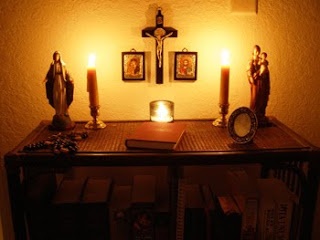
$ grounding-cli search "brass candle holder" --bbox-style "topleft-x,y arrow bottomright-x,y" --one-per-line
212,103 -> 229,127
85,105 -> 106,129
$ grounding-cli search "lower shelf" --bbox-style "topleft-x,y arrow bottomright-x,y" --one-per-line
23,165 -> 303,240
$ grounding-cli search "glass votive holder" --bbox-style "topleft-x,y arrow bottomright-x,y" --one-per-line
149,100 -> 174,122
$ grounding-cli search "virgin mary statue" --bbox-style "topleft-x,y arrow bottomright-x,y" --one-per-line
45,51 -> 75,130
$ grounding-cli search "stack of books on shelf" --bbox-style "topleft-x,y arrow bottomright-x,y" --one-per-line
178,169 -> 300,240
256,178 -> 299,240
51,174 -> 161,240
35,169 -> 299,240
51,176 -> 113,240
226,169 -> 299,240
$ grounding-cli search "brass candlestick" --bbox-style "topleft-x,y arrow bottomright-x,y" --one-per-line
212,103 -> 229,127
85,105 -> 106,129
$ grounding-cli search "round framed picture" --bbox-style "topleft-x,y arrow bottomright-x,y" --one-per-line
228,107 -> 258,144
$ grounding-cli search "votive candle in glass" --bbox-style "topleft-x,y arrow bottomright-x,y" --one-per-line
150,100 -> 174,122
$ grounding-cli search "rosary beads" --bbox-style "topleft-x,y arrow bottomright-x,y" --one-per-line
23,131 -> 88,154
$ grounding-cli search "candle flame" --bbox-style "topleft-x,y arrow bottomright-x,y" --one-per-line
157,103 -> 168,117
221,49 -> 230,66
88,54 -> 96,68
154,102 -> 172,122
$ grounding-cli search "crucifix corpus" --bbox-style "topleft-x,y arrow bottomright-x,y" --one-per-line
142,7 -> 178,84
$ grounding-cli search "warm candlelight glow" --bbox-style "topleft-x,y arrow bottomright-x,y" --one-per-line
88,54 -> 96,68
87,54 -> 99,107
156,103 -> 171,122
150,100 -> 174,122
221,49 -> 230,66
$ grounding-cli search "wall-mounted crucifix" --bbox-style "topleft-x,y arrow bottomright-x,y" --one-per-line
142,7 -> 178,84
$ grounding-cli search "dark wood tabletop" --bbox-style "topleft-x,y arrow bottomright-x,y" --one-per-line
4,117 -> 317,168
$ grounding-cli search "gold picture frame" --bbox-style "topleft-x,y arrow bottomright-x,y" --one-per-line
174,51 -> 197,80
122,51 -> 145,80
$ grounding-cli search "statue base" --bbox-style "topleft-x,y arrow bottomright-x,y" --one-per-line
50,114 -> 75,131
257,115 -> 272,128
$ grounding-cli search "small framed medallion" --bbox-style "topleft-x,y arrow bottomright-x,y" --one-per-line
228,107 -> 258,144
122,49 -> 145,80
174,49 -> 197,80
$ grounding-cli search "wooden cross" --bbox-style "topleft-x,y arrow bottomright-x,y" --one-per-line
142,7 -> 178,84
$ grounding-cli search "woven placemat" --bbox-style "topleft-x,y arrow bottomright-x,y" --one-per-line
19,120 -> 306,153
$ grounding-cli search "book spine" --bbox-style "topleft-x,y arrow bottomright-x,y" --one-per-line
274,201 -> 293,240
81,177 -> 113,240
241,197 -> 258,240
217,195 -> 242,240
131,175 -> 156,240
258,198 -> 275,240
289,202 -> 302,240
109,185 -> 132,240
184,184 -> 206,240
200,184 -> 215,240
217,195 -> 240,215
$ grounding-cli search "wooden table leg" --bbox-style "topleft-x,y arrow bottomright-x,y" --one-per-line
302,159 -> 319,240
5,161 -> 27,240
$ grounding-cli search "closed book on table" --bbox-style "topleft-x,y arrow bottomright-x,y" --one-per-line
125,121 -> 186,150
81,177 -> 113,240
51,178 -> 86,240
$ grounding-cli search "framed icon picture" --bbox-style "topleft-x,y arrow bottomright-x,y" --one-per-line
122,51 -> 145,80
174,52 -> 197,80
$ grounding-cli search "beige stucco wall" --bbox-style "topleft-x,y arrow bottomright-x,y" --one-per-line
0,0 -> 319,239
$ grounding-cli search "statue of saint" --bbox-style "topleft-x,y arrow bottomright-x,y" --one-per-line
246,45 -> 270,126
44,51 -> 75,130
